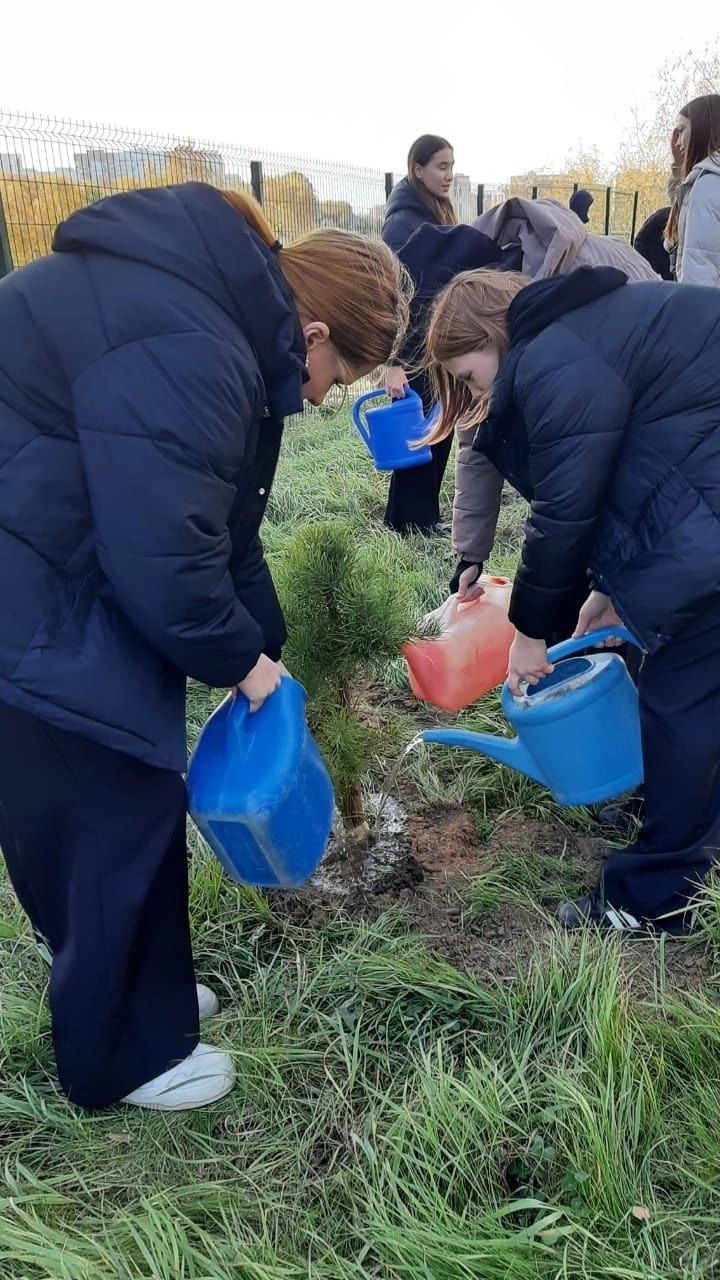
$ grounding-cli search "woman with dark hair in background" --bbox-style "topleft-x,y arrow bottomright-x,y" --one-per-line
381,135 -> 458,534
382,134 -> 458,253
666,94 -> 720,286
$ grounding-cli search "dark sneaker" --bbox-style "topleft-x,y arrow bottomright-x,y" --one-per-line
559,888 -> 694,935
596,791 -> 644,835
558,889 -> 642,932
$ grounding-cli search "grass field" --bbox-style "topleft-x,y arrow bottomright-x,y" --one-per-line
2,406 -> 720,1279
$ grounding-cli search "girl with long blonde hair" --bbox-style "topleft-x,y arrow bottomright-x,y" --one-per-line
426,263 -> 720,938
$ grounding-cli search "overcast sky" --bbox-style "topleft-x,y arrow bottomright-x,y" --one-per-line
3,2 -> 718,181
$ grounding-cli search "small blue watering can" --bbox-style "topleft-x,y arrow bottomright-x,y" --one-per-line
351,389 -> 438,471
188,678 -> 334,888
421,628 -> 644,806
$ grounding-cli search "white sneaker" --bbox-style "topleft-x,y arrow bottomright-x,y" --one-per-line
197,983 -> 220,1021
122,1043 -> 235,1110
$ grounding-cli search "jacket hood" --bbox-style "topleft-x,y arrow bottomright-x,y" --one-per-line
685,151 -> 720,186
474,267 -> 628,449
569,189 -> 594,222
53,182 -> 305,419
384,177 -> 434,222
473,197 -> 587,275
508,266 -> 627,345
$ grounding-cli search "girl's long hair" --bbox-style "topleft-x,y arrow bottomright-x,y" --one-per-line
424,269 -> 529,441
407,135 -> 458,229
666,94 -> 720,246
223,190 -> 411,372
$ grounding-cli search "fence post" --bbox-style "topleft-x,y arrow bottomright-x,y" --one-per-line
384,172 -> 393,200
531,185 -> 538,201
604,187 -> 612,236
250,160 -> 264,206
476,184 -> 484,216
0,192 -> 12,279
572,181 -> 579,195
630,190 -> 640,245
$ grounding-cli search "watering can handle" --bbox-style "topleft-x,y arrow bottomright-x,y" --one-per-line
228,674 -> 292,732
548,626 -> 641,664
351,388 -> 421,445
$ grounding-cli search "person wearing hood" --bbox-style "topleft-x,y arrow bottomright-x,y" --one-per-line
426,265 -> 720,936
633,206 -> 673,280
569,188 -> 594,224
381,136 -> 458,533
448,197 -> 657,601
666,94 -> 720,286
0,182 -> 409,1111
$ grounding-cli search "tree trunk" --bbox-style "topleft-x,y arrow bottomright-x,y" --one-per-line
339,676 -> 364,829
343,781 -> 364,827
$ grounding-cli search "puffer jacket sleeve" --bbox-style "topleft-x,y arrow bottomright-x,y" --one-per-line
509,337 -> 631,640
229,535 -> 286,662
452,427 -> 505,562
382,209 -> 424,254
72,332 -> 271,687
677,175 -> 720,286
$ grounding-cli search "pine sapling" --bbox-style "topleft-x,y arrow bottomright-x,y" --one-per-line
278,521 -> 415,829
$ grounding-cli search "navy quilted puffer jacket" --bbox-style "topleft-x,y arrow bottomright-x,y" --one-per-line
473,267 -> 720,648
0,183 -> 306,769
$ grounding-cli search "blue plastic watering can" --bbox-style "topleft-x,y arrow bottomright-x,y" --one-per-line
187,678 -> 335,888
351,389 -> 438,471
421,628 -> 644,806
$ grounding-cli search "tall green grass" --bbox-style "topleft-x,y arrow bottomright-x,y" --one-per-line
2,405 -> 718,1279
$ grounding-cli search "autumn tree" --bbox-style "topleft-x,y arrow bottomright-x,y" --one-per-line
319,199 -> 354,229
262,171 -> 318,241
0,170 -> 95,266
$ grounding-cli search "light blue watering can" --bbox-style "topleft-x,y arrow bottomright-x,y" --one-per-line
422,628 -> 644,806
188,678 -> 335,888
351,389 -> 438,471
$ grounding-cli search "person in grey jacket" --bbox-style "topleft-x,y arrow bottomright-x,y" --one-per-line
450,198 -> 658,598
666,95 -> 720,287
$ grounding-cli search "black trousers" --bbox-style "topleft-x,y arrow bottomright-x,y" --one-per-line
0,702 -> 199,1109
384,433 -> 454,534
601,596 -> 720,926
384,373 -> 453,535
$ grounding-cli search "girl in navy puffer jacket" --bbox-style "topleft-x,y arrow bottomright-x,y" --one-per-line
0,184 -> 409,1111
426,265 -> 720,935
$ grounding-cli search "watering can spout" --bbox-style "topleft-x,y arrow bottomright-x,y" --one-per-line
421,727 -> 545,785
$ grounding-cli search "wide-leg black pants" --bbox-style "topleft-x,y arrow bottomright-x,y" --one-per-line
0,702 -> 199,1109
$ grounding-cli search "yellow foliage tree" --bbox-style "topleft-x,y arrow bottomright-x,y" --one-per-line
319,199 -> 354,229
262,171 -> 318,241
0,170 -> 95,266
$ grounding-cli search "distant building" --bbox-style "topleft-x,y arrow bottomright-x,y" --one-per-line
73,149 -> 166,185
452,172 -> 474,222
0,152 -> 25,176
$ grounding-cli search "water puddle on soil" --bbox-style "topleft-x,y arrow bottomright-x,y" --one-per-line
309,793 -> 411,896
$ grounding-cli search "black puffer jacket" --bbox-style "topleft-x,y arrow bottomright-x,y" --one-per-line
382,178 -> 436,253
473,267 -> 720,649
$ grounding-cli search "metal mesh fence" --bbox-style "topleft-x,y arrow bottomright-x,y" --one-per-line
0,111 -> 667,278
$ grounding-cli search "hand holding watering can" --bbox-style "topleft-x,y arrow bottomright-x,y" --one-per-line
351,389 -> 439,472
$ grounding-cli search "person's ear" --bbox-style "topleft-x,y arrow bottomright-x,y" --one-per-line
302,321 -> 330,349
